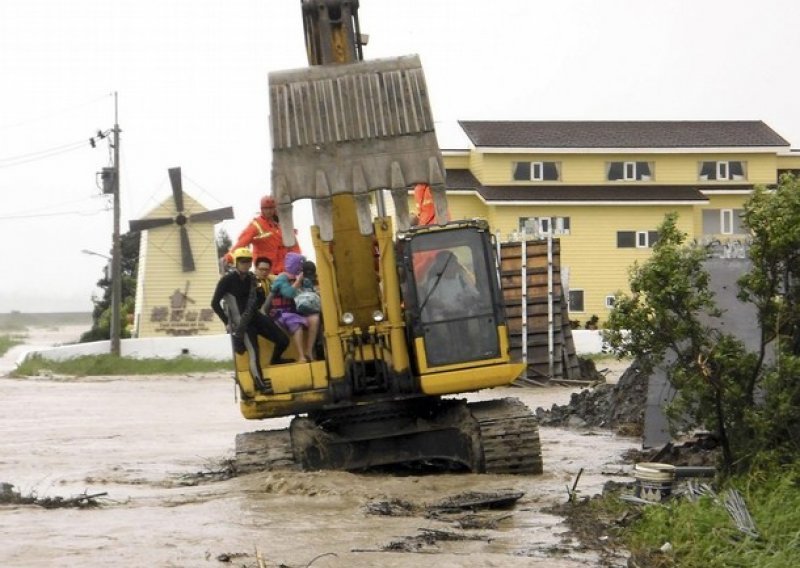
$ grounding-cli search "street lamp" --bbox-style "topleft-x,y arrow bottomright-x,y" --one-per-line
81,249 -> 111,260
82,249 -> 112,297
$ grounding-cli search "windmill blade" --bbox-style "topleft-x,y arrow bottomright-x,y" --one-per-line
189,206 -> 234,224
168,167 -> 184,213
179,225 -> 196,272
129,217 -> 174,232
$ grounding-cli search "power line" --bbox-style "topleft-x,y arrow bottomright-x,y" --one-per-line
0,207 -> 110,221
0,93 -> 112,132
1,194 -> 108,217
0,138 -> 90,167
181,173 -> 232,209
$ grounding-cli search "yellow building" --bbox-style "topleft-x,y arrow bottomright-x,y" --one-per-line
436,120 -> 796,325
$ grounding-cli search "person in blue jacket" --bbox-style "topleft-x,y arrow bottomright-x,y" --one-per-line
270,252 -> 321,362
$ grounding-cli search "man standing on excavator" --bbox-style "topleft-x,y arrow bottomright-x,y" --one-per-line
224,195 -> 301,274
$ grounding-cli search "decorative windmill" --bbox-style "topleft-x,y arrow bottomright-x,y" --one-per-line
129,167 -> 233,271
129,167 -> 234,338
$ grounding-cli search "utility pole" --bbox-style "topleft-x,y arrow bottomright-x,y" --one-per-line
110,92 -> 122,356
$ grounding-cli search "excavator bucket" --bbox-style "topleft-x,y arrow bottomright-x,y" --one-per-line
269,55 -> 448,245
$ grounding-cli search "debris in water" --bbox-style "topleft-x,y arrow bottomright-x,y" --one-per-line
362,527 -> 487,553
0,482 -> 107,509
364,498 -> 416,516
428,489 -> 525,512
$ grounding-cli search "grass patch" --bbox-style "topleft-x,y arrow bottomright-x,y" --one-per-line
624,463 -> 800,567
0,334 -> 25,357
12,353 -> 231,377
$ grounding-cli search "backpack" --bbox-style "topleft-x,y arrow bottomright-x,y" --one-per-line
295,289 -> 321,315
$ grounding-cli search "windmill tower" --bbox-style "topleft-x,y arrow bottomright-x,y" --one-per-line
130,167 -> 234,337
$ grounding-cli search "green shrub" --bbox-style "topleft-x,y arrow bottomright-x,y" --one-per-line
626,464 -> 800,567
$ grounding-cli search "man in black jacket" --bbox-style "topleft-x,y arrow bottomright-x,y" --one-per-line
211,247 -> 291,367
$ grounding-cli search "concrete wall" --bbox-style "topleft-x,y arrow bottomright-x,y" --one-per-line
22,334 -> 233,364
24,330 -> 612,366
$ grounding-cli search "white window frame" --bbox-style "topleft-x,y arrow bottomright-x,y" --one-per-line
554,216 -> 570,235
717,161 -> 729,181
605,295 -> 616,309
624,161 -> 636,181
568,289 -> 585,313
539,217 -> 550,233
531,161 -> 543,181
519,216 -> 571,236
636,231 -> 649,248
721,209 -> 734,234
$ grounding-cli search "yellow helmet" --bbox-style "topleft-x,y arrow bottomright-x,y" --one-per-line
232,247 -> 253,263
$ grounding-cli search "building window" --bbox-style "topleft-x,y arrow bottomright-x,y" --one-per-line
513,161 -> 560,181
624,162 -> 636,180
607,161 -> 653,181
699,161 -> 746,181
568,289 -> 585,312
702,209 -> 745,235
519,216 -> 570,236
617,230 -> 659,248
721,209 -> 733,234
605,295 -> 616,309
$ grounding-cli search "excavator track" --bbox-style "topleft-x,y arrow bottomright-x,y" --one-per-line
234,397 -> 543,475
469,397 -> 543,474
234,429 -> 298,474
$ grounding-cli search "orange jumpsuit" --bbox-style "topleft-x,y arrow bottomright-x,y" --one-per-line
414,183 -> 437,225
228,215 -> 300,274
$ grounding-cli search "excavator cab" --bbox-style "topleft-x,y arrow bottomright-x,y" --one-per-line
400,221 -> 504,370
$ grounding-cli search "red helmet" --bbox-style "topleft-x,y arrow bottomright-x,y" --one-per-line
260,195 -> 276,209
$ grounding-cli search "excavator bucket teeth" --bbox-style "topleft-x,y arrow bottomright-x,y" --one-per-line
269,55 -> 444,242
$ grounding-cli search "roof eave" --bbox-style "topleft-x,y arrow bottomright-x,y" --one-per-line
473,145 -> 790,154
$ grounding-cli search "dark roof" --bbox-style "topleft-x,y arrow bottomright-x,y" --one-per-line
445,169 -> 481,189
444,169 -> 712,203
458,121 -> 789,149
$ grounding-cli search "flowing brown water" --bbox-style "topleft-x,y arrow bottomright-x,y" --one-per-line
1,329 -> 636,567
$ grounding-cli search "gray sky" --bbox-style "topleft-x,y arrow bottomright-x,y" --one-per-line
1,0 -> 798,313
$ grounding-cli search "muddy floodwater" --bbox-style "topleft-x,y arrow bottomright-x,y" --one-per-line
1,336 -> 637,567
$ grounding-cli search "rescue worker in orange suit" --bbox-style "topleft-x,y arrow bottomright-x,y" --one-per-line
413,182 -> 450,226
411,182 -> 450,277
224,195 -> 301,274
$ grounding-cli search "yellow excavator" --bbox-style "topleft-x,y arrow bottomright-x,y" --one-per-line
229,0 -> 542,474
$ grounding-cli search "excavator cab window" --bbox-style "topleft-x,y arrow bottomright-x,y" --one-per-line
405,227 -> 501,367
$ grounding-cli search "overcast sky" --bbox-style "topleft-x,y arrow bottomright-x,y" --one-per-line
1,0 -> 798,313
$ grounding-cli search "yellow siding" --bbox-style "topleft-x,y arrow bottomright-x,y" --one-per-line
403,181 -> 757,324
468,150 -> 485,182
443,154 -> 470,169
777,154 -> 800,169
487,204 -> 694,323
474,152 -> 778,186
445,194 -> 486,221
